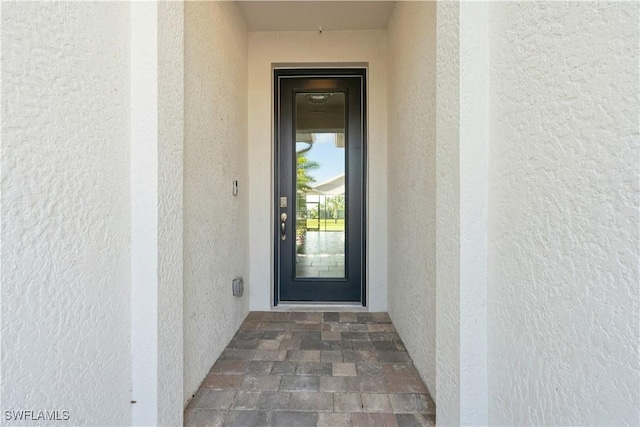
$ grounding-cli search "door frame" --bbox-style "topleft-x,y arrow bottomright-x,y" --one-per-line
273,68 -> 367,306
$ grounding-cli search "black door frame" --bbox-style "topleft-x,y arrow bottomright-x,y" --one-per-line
273,68 -> 367,306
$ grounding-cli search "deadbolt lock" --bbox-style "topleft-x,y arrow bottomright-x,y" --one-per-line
280,212 -> 287,222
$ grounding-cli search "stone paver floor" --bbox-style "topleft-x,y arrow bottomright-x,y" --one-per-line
184,312 -> 435,427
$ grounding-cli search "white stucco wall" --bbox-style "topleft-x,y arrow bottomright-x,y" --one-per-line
458,3 -> 489,425
487,2 -> 640,425
183,1 -> 250,406
248,30 -> 388,310
157,2 -> 185,424
386,1 -> 437,398
131,3 -> 159,424
435,3 -> 462,424
131,4 -> 184,424
1,3 -> 132,425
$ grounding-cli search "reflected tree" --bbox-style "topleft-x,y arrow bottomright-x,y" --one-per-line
296,154 -> 319,245
326,194 -> 345,223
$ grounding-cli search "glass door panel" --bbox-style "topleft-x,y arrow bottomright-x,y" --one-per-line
295,92 -> 346,278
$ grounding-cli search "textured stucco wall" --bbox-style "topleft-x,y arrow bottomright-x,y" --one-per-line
487,2 -> 640,425
248,30 -> 388,310
1,3 -> 132,425
386,1 -> 437,398
130,2 -> 159,423
435,2 -> 461,425
184,1 -> 249,406
158,2 -> 184,424
131,4 -> 184,423
458,3 -> 489,424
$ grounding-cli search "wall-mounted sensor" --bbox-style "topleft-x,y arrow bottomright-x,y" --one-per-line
232,277 -> 244,297
233,180 -> 238,196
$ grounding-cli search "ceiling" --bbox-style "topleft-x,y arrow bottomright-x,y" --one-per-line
237,1 -> 396,32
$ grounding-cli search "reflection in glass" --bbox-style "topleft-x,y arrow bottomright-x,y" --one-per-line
295,92 -> 346,278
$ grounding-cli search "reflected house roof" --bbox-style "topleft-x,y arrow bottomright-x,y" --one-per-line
308,173 -> 345,196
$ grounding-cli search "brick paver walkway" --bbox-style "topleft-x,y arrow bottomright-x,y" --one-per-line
184,312 -> 436,426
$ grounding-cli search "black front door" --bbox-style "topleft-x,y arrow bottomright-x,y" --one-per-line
274,69 -> 366,304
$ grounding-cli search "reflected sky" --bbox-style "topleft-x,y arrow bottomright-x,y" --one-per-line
304,133 -> 345,183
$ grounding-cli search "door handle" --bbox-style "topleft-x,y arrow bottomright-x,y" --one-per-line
280,212 -> 287,240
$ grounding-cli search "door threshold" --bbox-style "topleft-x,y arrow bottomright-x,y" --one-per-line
274,303 -> 367,312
